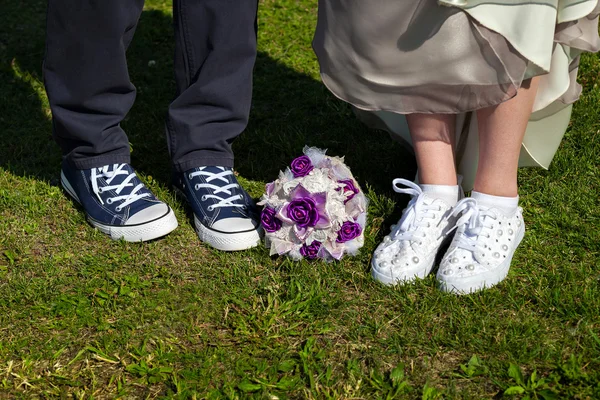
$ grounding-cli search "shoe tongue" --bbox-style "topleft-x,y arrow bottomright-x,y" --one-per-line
202,166 -> 228,173
99,164 -> 132,183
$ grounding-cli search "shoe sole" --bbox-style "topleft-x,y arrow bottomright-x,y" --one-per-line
437,225 -> 525,295
371,255 -> 435,285
194,215 -> 263,252
61,171 -> 178,242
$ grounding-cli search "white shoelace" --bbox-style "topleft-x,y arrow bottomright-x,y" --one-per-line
448,198 -> 497,253
91,164 -> 150,211
189,167 -> 244,212
391,179 -> 443,244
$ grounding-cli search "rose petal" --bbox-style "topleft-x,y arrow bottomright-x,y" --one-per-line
290,185 -> 312,200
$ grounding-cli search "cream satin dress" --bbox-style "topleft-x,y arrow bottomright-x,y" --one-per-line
313,0 -> 600,190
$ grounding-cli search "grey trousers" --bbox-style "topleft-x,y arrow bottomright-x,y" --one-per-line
44,0 -> 258,171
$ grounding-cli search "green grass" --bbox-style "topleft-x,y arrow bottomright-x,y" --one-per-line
1,0 -> 600,398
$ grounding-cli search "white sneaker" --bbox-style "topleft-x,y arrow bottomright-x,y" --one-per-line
437,198 -> 525,294
371,179 -> 459,285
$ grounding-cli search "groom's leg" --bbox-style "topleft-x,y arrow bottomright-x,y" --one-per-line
167,0 -> 259,171
44,0 -> 144,169
43,0 -> 179,243
168,0 -> 262,251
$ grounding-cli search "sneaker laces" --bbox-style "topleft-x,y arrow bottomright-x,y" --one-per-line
189,167 -> 244,212
91,164 -> 150,211
447,198 -> 497,253
391,179 -> 444,244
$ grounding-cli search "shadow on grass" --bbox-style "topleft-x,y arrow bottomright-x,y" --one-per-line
0,2 -> 416,197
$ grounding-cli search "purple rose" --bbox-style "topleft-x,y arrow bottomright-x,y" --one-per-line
300,241 -> 322,260
261,207 -> 282,233
290,155 -> 313,178
286,198 -> 319,228
336,221 -> 363,243
337,179 -> 360,203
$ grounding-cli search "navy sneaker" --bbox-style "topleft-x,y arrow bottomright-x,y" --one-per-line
174,166 -> 262,251
61,161 -> 178,242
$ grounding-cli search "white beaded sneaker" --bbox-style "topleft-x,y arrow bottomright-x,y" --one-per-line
371,179 -> 460,285
437,198 -> 525,294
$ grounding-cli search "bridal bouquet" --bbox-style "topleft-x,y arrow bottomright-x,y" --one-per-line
259,147 -> 368,261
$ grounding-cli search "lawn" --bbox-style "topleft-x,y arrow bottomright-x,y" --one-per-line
1,0 -> 600,398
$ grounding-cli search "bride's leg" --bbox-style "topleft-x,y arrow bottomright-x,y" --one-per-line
371,113 -> 460,286
474,77 -> 540,197
406,114 -> 457,185
436,78 -> 540,294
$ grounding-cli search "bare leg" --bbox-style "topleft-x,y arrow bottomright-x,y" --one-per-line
474,77 -> 540,197
406,113 -> 457,185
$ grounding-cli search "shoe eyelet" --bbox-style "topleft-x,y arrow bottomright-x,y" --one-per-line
106,198 -> 113,204
188,173 -> 193,179
195,184 -> 200,191
201,195 -> 207,201
208,206 -> 214,212
116,206 -> 122,212
98,188 -> 104,194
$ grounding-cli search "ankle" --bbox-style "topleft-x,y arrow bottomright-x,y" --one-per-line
472,181 -> 518,198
